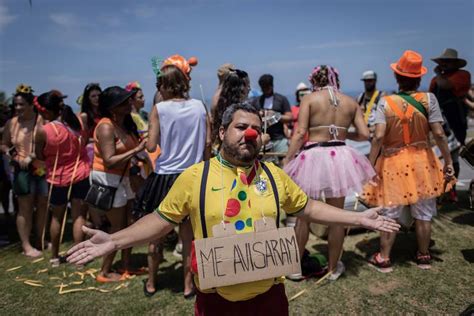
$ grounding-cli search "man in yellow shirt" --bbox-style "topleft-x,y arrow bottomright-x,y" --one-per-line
67,103 -> 399,315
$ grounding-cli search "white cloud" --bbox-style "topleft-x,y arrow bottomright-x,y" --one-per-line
0,3 -> 16,32
49,13 -> 82,28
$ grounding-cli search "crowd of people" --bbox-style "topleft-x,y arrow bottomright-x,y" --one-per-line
0,48 -> 472,315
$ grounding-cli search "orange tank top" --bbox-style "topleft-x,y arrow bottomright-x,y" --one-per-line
382,93 -> 430,154
92,118 -> 139,176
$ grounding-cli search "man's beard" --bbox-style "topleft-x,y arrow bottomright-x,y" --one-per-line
221,137 -> 259,165
365,85 -> 375,93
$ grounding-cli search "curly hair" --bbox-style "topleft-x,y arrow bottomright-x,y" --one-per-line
309,65 -> 340,90
157,65 -> 189,99
211,69 -> 249,144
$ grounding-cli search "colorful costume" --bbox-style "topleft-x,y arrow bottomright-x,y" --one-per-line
362,92 -> 450,209
157,155 -> 307,303
284,85 -> 375,199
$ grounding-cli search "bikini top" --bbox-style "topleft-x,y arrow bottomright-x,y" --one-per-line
309,86 -> 346,140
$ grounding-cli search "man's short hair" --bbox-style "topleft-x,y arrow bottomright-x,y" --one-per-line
258,74 -> 273,89
221,102 -> 261,130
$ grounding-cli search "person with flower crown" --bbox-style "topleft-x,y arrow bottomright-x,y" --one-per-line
282,66 -> 375,281
362,50 -> 455,272
1,84 -> 48,257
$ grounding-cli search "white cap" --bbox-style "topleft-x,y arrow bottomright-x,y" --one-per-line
361,70 -> 377,80
296,82 -> 309,90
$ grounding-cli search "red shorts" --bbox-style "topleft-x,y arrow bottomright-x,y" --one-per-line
194,283 -> 289,316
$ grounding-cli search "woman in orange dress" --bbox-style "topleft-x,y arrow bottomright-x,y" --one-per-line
362,50 -> 455,271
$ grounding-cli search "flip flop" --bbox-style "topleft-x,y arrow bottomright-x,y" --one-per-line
96,272 -> 129,283
142,278 -> 157,297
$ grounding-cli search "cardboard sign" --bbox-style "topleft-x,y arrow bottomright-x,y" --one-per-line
194,219 -> 301,290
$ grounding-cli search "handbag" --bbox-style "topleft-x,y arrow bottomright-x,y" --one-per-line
85,163 -> 128,211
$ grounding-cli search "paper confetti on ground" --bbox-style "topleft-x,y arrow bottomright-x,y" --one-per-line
24,280 -> 44,287
6,266 -> 22,272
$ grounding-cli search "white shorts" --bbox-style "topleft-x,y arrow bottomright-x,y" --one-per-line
383,198 -> 436,222
90,170 -> 135,208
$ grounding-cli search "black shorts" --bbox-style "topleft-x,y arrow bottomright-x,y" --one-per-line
132,173 -> 180,219
50,177 -> 90,206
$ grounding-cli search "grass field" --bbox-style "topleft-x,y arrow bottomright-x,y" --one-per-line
0,193 -> 473,315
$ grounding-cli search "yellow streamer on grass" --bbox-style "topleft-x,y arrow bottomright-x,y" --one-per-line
24,280 -> 44,287
289,289 -> 306,302
6,266 -> 22,272
32,257 -> 44,263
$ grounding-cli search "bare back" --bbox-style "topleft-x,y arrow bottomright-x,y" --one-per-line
299,89 -> 362,142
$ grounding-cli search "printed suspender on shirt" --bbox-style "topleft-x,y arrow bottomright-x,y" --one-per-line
199,160 -> 211,238
260,162 -> 280,228
198,160 -> 280,238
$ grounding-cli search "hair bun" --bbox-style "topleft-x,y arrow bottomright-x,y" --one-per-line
188,57 -> 198,66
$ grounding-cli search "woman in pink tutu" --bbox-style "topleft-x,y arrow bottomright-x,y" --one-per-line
282,65 -> 375,280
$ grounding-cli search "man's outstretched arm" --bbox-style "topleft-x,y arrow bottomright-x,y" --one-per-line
67,213 -> 174,266
296,199 -> 400,233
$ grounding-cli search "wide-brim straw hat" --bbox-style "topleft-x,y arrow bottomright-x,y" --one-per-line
431,48 -> 467,68
390,50 -> 427,78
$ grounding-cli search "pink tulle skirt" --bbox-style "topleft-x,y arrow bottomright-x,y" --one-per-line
284,143 -> 375,199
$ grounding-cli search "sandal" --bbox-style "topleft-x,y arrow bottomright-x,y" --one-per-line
50,258 -> 60,268
416,251 -> 432,270
368,252 -> 393,273
96,272 -> 130,283
142,278 -> 158,297
117,267 -> 148,276
184,289 -> 196,300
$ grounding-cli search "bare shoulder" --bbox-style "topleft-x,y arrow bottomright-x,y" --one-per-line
96,120 -> 114,137
338,93 -> 359,109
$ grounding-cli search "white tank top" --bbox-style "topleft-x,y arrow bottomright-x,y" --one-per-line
154,99 -> 207,174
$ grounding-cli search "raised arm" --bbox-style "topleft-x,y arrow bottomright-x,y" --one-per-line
147,105 -> 160,152
430,122 -> 454,179
282,96 -> 310,165
204,112 -> 212,160
296,199 -> 399,233
96,123 -> 146,169
279,96 -> 293,124
347,103 -> 370,141
368,123 -> 386,165
67,213 -> 174,265
1,119 -> 12,154
34,125 -> 46,161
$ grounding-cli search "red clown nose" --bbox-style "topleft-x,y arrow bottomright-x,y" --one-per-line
244,128 -> 258,141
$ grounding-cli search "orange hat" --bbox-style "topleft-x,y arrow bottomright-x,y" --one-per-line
161,55 -> 198,79
390,50 -> 427,78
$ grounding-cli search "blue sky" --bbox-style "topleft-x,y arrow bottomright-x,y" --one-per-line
0,0 -> 473,111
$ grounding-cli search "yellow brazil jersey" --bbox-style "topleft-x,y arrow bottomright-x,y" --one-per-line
156,155 -> 308,302
131,112 -> 148,134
